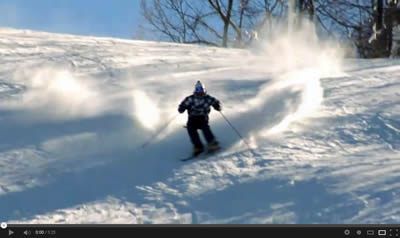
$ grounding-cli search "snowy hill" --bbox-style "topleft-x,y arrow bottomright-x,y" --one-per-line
0,28 -> 399,224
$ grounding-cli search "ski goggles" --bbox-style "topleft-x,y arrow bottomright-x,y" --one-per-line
195,86 -> 204,92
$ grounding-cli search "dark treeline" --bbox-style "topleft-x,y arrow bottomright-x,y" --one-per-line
137,0 -> 400,58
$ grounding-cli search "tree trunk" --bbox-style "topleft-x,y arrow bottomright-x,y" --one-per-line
309,0 -> 315,22
385,8 -> 394,56
222,0 -> 234,47
377,0 -> 383,32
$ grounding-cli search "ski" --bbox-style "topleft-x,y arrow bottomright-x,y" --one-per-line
180,147 -> 222,162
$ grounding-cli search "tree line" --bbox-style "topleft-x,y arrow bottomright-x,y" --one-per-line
138,0 -> 400,58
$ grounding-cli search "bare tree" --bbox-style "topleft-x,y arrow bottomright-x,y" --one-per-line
141,0 -> 234,47
139,0 -> 393,57
140,0 -> 288,48
208,0 -> 234,47
312,0 -> 400,57
141,0 -> 216,46
312,0 -> 377,57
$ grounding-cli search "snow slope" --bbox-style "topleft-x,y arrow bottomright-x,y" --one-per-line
0,28 -> 399,224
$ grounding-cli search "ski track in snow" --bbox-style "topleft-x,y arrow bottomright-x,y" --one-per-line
0,28 -> 399,224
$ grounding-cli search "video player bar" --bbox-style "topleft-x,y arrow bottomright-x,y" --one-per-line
1,224 -> 400,238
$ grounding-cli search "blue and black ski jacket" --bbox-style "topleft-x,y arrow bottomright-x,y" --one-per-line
178,94 -> 221,118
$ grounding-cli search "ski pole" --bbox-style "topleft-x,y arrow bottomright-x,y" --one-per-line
219,111 -> 253,151
140,113 -> 179,149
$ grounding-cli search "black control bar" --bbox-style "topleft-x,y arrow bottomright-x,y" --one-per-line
1,224 -> 400,238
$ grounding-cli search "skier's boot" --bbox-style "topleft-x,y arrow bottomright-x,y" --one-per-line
207,140 -> 220,152
192,146 -> 204,157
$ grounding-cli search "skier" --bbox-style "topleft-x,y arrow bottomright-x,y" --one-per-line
178,81 -> 221,156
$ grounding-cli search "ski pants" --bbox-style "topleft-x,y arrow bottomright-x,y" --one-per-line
187,115 -> 216,148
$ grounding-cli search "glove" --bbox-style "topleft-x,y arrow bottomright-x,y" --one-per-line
178,107 -> 185,113
214,103 -> 222,111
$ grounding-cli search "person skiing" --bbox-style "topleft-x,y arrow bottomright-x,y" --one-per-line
178,81 -> 221,156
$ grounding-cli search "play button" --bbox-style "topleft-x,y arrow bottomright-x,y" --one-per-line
8,230 -> 14,236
